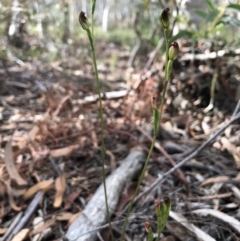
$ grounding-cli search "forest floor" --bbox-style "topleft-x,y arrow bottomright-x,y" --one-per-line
0,40 -> 240,241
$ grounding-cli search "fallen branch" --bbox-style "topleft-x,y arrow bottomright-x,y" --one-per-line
65,149 -> 144,241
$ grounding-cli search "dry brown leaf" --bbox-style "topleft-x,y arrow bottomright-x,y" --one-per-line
236,172 -> 240,179
54,172 -> 66,208
4,141 -> 27,187
0,228 -> 7,234
23,179 -> 54,200
233,153 -> 240,169
46,90 -> 58,111
52,94 -> 72,118
0,180 -> 6,198
116,182 -> 137,215
64,188 -> 82,210
106,150 -> 116,170
11,228 -> 29,241
200,176 -> 229,187
50,145 -> 79,158
30,218 -> 55,236
67,212 -> 81,227
27,125 -> 39,142
56,212 -> 73,221
221,137 -> 240,168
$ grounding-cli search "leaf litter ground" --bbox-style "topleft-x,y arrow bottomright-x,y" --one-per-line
0,41 -> 240,241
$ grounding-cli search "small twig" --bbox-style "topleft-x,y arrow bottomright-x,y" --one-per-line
8,191 -> 43,240
231,99 -> 240,120
0,212 -> 23,241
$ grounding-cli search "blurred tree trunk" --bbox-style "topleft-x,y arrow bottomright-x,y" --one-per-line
102,4 -> 109,31
7,0 -> 28,48
128,11 -> 142,67
62,0 -> 70,43
33,1 -> 43,39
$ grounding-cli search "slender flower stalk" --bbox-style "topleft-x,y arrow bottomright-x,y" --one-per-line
120,8 -> 177,240
91,0 -> 96,36
79,10 -> 114,241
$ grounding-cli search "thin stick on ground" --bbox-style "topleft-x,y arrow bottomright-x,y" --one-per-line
122,112 -> 240,214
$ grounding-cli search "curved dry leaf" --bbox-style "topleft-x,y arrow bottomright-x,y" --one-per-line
52,94 -> 72,118
56,212 -> 73,221
0,228 -> 7,234
200,176 -> 229,187
67,212 -> 81,227
106,150 -> 116,170
27,125 -> 40,142
4,141 -> 27,187
23,179 -> 54,200
193,209 -> 240,234
5,180 -> 22,211
0,180 -> 6,199
50,145 -> 79,158
30,218 -> 55,236
170,211 -> 216,241
64,188 -> 82,210
54,173 -> 66,208
12,228 -> 29,241
221,137 -> 240,169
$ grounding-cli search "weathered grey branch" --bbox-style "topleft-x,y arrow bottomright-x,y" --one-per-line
65,149 -> 144,241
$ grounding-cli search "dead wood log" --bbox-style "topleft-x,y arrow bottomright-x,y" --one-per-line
65,149 -> 144,241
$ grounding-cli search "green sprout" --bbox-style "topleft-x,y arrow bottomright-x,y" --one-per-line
156,197 -> 171,239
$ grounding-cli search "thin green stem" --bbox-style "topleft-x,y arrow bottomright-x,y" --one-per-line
121,24 -> 172,241
164,28 -> 169,79
91,14 -> 94,38
87,30 -> 114,241
156,28 -> 170,241
91,0 -> 96,37
120,134 -> 156,240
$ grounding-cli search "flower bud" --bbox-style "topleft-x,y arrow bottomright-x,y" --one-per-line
168,41 -> 179,60
159,8 -> 170,29
151,94 -> 158,109
155,200 -> 161,208
163,196 -> 171,215
163,196 -> 171,206
79,11 -> 90,31
144,222 -> 152,233
155,200 -> 162,217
